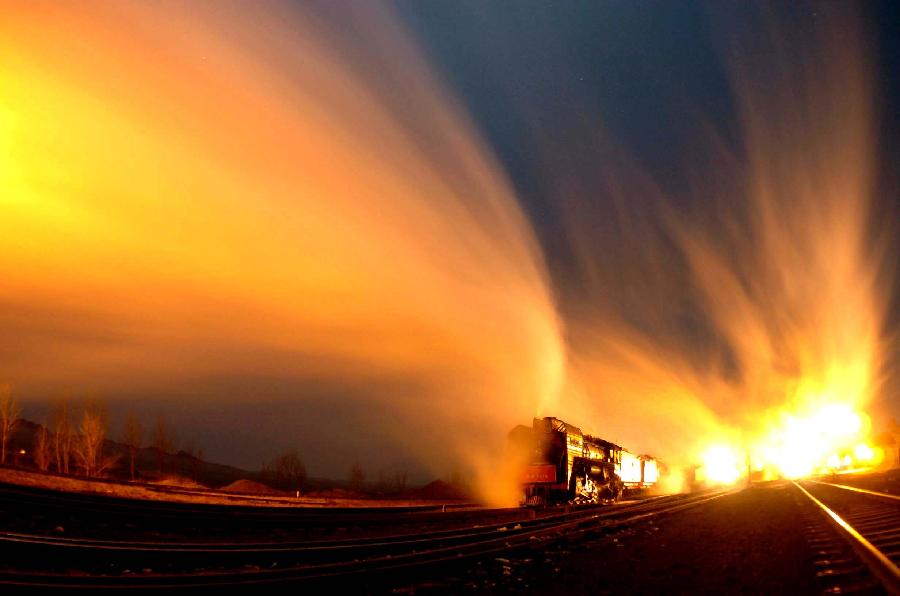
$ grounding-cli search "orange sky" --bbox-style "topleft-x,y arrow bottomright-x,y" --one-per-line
0,2 -> 565,485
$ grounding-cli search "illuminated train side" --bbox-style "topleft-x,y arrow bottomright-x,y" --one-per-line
509,416 -> 659,506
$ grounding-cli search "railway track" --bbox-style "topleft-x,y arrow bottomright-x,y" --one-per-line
0,493 -> 682,568
0,481 -> 513,540
0,489 -> 730,591
795,479 -> 900,594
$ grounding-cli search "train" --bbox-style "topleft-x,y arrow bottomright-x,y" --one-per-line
509,416 -> 658,506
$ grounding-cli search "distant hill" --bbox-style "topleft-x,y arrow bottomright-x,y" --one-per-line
4,418 -> 341,491
4,418 -> 469,499
407,479 -> 469,500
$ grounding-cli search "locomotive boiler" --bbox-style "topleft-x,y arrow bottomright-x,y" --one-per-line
510,416 -> 658,505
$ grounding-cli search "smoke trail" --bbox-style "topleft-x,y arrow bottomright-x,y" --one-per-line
0,1 -> 564,499
550,5 -> 894,472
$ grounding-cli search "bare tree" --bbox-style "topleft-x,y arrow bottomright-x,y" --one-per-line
122,413 -> 143,481
394,471 -> 407,493
349,461 -> 366,492
177,443 -> 205,482
0,385 -> 21,465
33,424 -> 52,472
73,401 -> 116,477
52,399 -> 73,474
449,466 -> 464,488
181,442 -> 197,477
264,449 -> 307,492
376,470 -> 408,494
192,448 -> 204,482
152,414 -> 175,473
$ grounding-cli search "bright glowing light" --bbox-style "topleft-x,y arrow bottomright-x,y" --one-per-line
812,404 -> 862,438
748,401 -> 879,478
700,445 -> 742,485
854,444 -> 874,463
777,447 -> 816,479
699,401 -> 881,481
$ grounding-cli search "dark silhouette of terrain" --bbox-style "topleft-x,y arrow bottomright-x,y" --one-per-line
4,418 -> 470,500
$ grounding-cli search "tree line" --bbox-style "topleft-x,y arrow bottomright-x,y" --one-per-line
1,387 -> 306,489
0,386 -> 179,481
1,386 -> 407,496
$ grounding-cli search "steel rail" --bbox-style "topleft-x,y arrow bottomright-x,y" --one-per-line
807,479 -> 900,504
0,494 -> 680,569
0,482 -> 537,539
794,481 -> 900,595
0,479 -> 678,543
0,480 -> 641,524
0,490 -> 730,590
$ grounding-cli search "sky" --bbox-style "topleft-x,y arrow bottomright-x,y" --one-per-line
2,1 -> 897,490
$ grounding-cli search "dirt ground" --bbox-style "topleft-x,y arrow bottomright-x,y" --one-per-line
0,467 -> 460,508
445,482 -> 819,594
1,468 -> 827,592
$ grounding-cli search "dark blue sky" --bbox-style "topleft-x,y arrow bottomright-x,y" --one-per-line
398,1 -> 731,199
396,0 -> 900,392
396,1 -> 898,236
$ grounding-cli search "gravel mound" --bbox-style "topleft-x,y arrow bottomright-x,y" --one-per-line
411,479 -> 468,500
219,479 -> 284,495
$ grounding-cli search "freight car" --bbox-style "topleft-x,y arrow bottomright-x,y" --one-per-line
509,416 -> 658,506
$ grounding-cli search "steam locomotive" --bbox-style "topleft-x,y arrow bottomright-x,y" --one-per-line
509,416 -> 658,506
